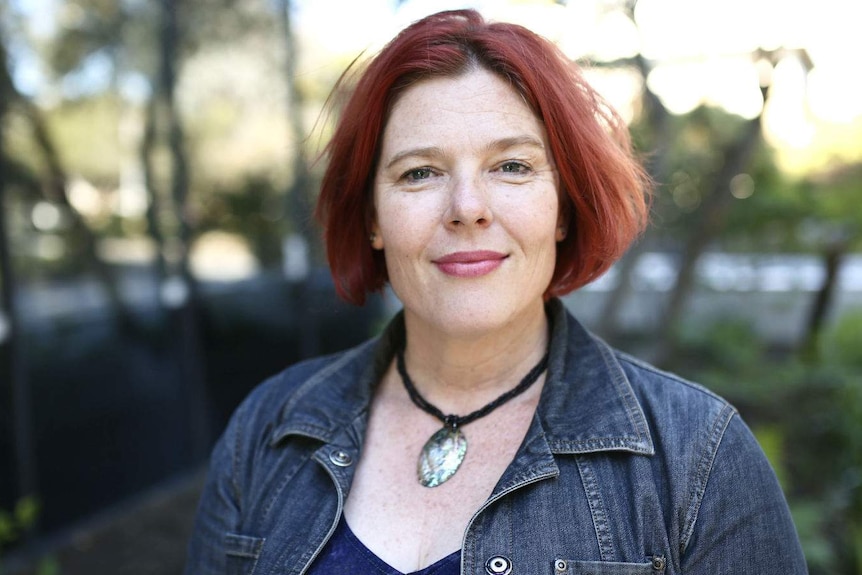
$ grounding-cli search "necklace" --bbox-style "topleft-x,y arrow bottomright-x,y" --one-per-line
396,348 -> 549,487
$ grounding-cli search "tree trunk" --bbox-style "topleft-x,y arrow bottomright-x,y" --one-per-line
0,35 -> 37,519
140,96 -> 168,284
596,52 -> 670,340
282,0 -> 319,359
800,240 -> 847,362
0,52 -> 135,332
282,0 -> 312,243
159,0 -> 210,460
653,107 -> 765,366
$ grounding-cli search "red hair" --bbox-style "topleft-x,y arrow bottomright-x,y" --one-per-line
316,9 -> 650,305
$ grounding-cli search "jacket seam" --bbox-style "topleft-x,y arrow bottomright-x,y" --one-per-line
280,343 -> 374,417
595,342 -> 653,444
576,456 -> 616,561
268,342 -> 377,445
230,396 -> 249,522
615,353 -> 728,404
679,406 -> 736,556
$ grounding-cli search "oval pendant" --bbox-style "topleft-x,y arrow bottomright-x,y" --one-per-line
417,426 -> 467,487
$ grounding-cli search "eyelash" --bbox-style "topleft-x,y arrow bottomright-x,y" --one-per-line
496,161 -> 531,174
401,167 -> 435,183
401,160 -> 530,182
398,161 -> 532,184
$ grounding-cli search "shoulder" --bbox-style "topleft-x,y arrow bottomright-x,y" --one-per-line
614,349 -> 736,424
611,347 -> 740,465
254,339 -> 376,405
224,336 -> 380,446
607,352 -> 806,567
551,299 -> 735,432
600,345 -> 804,564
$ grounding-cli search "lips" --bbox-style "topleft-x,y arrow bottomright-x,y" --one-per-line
433,251 -> 507,278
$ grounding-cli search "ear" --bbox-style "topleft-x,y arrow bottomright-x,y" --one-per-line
555,225 -> 566,242
369,221 -> 384,250
555,213 -> 570,242
555,192 -> 572,242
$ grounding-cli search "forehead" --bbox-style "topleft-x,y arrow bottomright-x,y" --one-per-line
381,69 -> 545,149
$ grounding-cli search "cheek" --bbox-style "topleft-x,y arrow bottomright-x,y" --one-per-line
377,205 -> 409,243
377,217 -> 427,266
504,196 -> 559,241
378,196 -> 442,242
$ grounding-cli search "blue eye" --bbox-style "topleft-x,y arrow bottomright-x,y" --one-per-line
499,161 -> 530,174
403,168 -> 433,182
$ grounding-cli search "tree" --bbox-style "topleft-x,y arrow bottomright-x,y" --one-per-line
153,0 -> 210,460
0,21 -> 135,332
595,51 -> 672,340
652,95 -> 766,364
649,49 -> 814,365
798,163 -> 862,360
0,26 -> 36,534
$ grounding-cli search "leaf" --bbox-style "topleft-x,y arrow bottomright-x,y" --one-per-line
36,556 -> 61,575
0,510 -> 16,543
13,497 -> 41,530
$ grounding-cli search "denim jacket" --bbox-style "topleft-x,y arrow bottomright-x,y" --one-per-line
185,299 -> 807,575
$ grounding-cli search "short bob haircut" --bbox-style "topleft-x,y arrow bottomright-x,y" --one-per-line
316,9 -> 650,305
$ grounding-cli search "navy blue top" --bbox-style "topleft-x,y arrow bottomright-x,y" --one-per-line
307,516 -> 460,575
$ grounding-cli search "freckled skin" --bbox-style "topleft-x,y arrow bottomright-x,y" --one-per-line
371,68 -> 564,348
343,69 -> 565,572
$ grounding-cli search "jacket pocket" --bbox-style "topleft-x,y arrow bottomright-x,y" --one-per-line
553,558 -> 663,575
225,532 -> 265,575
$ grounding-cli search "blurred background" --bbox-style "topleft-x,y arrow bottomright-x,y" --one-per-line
0,0 -> 860,573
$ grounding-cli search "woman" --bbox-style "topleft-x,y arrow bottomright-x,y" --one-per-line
186,9 -> 807,575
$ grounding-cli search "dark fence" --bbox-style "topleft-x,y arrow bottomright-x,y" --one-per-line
0,268 -> 384,537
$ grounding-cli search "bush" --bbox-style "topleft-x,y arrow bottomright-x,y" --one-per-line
821,309 -> 862,368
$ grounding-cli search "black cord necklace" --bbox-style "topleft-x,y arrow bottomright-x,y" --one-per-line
396,347 -> 549,487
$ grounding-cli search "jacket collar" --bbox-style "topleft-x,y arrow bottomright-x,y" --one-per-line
269,299 -> 654,457
539,299 -> 654,455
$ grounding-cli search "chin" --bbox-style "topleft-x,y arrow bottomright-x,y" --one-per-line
408,291 -> 546,338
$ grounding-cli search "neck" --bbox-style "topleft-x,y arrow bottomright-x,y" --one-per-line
399,300 -> 550,412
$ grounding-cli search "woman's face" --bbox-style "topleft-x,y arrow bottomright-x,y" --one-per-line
371,68 -> 564,338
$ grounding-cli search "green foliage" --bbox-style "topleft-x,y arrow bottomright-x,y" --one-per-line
675,317 -> 763,372
195,173 -> 286,268
752,424 -> 787,489
821,309 -> 862,368
0,497 -> 41,558
0,497 -> 40,543
45,94 -> 124,183
0,500 -> 58,574
719,157 -> 862,255
49,0 -> 129,77
790,500 -> 838,574
645,105 -> 754,233
34,556 -> 61,575
719,146 -> 812,251
630,86 -> 862,257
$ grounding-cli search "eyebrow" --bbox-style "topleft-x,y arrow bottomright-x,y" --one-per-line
383,146 -> 446,171
382,135 -> 546,171
484,135 -> 546,154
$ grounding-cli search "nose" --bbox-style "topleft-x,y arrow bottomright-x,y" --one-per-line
445,174 -> 492,229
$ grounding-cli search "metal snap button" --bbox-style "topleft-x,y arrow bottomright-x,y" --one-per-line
485,555 -> 512,575
329,449 -> 352,467
554,558 -> 568,572
651,556 -> 666,571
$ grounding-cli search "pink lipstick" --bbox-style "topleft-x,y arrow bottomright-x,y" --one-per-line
433,251 -> 506,278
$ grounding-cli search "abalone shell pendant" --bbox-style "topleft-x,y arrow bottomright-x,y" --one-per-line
417,426 -> 467,487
